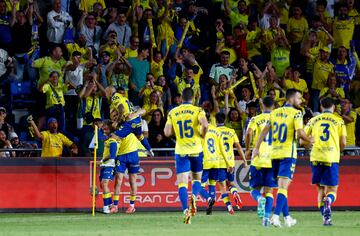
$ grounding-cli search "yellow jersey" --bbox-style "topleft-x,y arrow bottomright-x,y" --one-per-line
228,11 -> 248,28
332,17 -> 355,49
285,79 -> 308,94
305,112 -> 346,163
319,87 -> 345,100
142,85 -> 163,105
287,17 -> 308,44
41,131 -> 73,157
271,46 -> 290,78
42,83 -> 67,109
102,137 -> 121,161
119,133 -> 139,155
33,56 -> 66,87
79,0 -> 106,12
110,92 -> 134,117
217,125 -> 239,168
66,43 -> 90,63
268,104 -> 303,159
124,48 -> 138,59
166,103 -> 206,155
312,60 -> 334,90
150,60 -> 164,81
340,111 -> 356,146
82,95 -> 102,125
305,42 -> 322,73
142,103 -> 164,123
247,113 -> 272,168
203,125 -> 222,169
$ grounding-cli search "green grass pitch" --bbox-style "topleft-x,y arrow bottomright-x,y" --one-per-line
0,211 -> 359,236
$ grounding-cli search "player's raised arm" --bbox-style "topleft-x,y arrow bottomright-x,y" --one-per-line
251,123 -> 270,159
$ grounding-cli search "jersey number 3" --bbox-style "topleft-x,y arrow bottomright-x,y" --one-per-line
320,123 -> 330,141
177,120 -> 194,138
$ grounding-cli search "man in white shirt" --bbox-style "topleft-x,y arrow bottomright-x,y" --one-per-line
47,0 -> 73,44
209,51 -> 234,84
77,12 -> 102,53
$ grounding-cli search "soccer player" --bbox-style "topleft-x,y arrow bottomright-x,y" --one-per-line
112,132 -> 141,214
99,120 -> 120,214
217,112 -> 247,210
302,98 -> 346,226
252,89 -> 313,227
200,113 -> 234,215
164,88 -> 208,224
245,96 -> 276,226
105,86 -> 154,156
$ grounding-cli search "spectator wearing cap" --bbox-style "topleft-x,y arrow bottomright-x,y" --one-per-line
209,50 -> 234,85
27,116 -> 78,157
0,107 -> 13,139
311,46 -> 334,112
0,129 -> 13,158
77,12 -> 102,53
32,45 -> 66,89
46,0 -> 73,44
104,12 -> 131,48
99,30 -> 121,62
9,132 -> 37,157
128,46 -> 150,105
39,71 -> 68,132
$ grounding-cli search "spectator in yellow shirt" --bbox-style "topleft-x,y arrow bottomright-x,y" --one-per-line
338,99 -> 357,150
332,4 -> 355,50
139,73 -> 163,105
319,73 -> 345,103
142,91 -> 164,123
283,68 -> 308,95
150,51 -> 165,82
27,116 -> 78,158
39,71 -> 68,132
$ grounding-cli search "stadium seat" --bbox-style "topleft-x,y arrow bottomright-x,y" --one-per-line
10,81 -> 36,109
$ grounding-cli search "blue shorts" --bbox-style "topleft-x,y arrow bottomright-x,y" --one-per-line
115,117 -> 142,138
175,152 -> 203,174
249,165 -> 277,188
311,162 -> 339,186
115,151 -> 140,174
272,158 -> 297,180
99,166 -> 115,181
201,169 -> 218,183
218,168 -> 235,182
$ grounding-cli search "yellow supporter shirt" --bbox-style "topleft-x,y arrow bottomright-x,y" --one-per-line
246,28 -> 262,58
269,104 -> 303,159
271,46 -> 290,77
312,60 -> 334,90
142,86 -> 162,105
332,17 -> 355,49
341,111 -> 356,146
110,92 -> 134,117
319,87 -> 345,100
100,44 -> 120,62
33,57 -> 66,87
82,95 -> 102,125
119,133 -> 139,155
66,43 -> 90,64
203,125 -> 222,169
228,11 -> 248,28
41,131 -> 73,157
221,46 -> 237,65
79,0 -> 106,12
262,28 -> 286,50
42,83 -> 67,109
305,112 -> 346,163
305,42 -> 322,73
150,60 -> 164,81
285,79 -> 308,94
225,120 -> 242,140
166,103 -> 206,155
287,17 -> 308,44
247,112 -> 272,168
174,77 -> 200,102
217,125 -> 239,168
125,47 -> 138,59
142,103 -> 163,123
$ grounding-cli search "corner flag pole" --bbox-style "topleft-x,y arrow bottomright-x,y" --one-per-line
92,125 -> 98,216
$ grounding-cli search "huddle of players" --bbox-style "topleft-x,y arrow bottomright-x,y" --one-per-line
98,86 -> 154,214
247,89 -> 346,227
165,87 -> 346,226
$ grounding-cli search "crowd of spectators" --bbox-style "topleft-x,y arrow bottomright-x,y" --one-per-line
0,0 -> 360,157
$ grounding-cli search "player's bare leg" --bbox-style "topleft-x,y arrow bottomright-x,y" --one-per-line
323,186 -> 338,226
126,174 -> 137,214
111,173 -> 124,213
177,172 -> 191,224
272,177 -> 296,227
189,171 -> 202,216
100,179 -> 112,214
219,181 -> 234,215
317,185 -> 326,216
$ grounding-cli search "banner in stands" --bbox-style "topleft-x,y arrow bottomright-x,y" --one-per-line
0,157 -> 359,212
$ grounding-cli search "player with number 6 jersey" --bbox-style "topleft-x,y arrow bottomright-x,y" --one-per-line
164,88 -> 208,224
